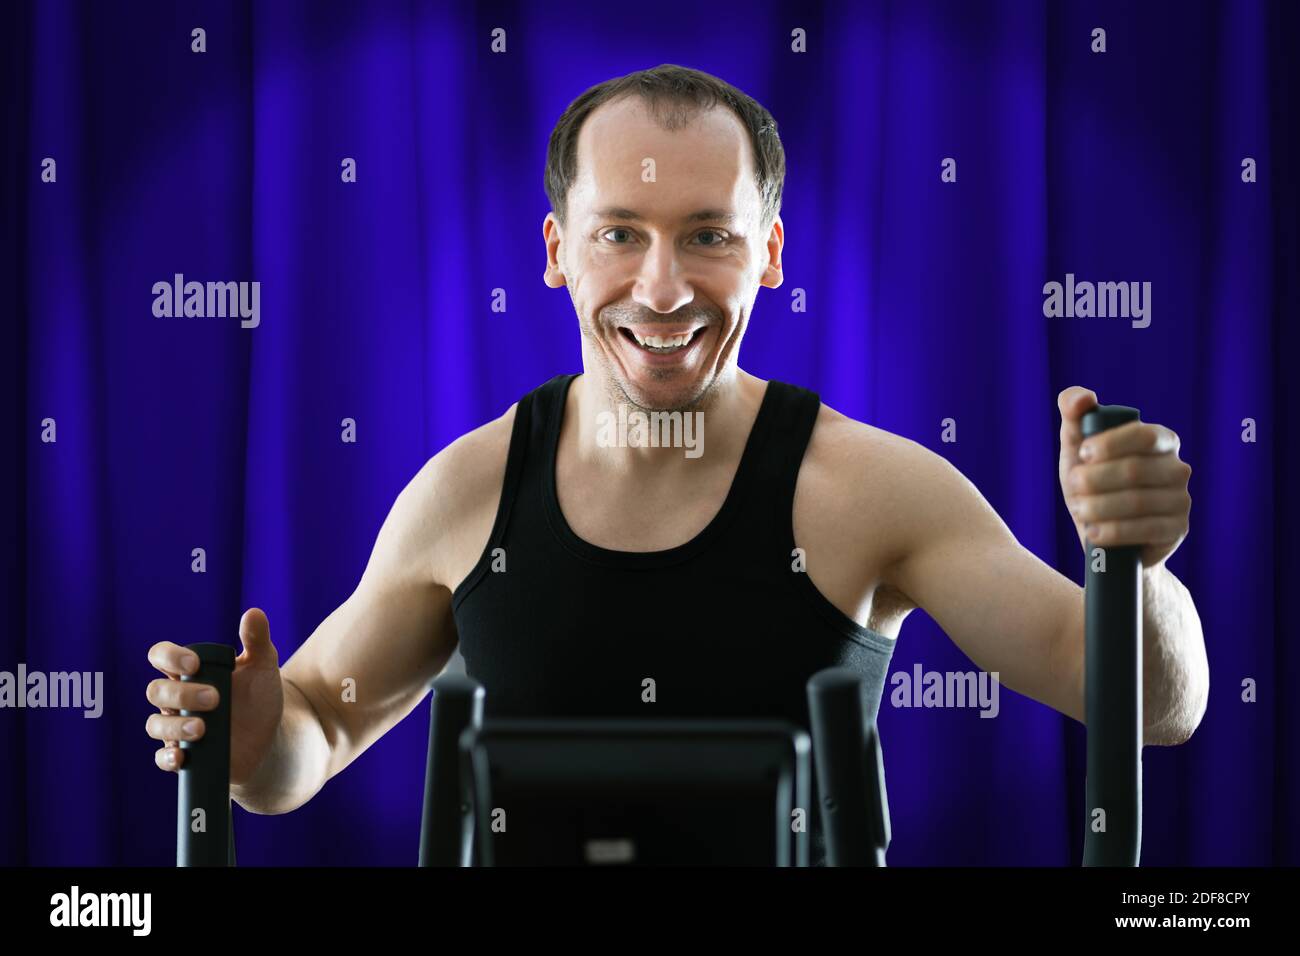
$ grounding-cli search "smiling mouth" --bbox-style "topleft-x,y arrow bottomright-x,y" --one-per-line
617,326 -> 706,354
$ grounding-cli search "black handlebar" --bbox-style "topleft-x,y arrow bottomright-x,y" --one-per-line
807,668 -> 890,866
418,675 -> 484,866
177,642 -> 236,867
1080,404 -> 1144,866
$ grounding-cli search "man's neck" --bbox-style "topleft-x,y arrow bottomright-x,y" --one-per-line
567,367 -> 765,474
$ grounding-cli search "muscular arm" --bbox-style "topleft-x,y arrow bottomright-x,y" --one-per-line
233,410 -> 513,813
881,438 -> 1205,746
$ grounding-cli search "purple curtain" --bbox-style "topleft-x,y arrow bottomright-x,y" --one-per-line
2,0 -> 1295,865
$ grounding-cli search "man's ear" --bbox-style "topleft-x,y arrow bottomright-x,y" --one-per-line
543,212 -> 567,288
759,215 -> 784,289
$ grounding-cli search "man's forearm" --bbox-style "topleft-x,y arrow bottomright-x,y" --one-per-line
1139,563 -> 1209,745
231,677 -> 333,815
1058,563 -> 1208,744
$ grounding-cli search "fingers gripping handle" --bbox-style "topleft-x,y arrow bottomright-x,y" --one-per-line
177,642 -> 236,867
1080,405 -> 1143,867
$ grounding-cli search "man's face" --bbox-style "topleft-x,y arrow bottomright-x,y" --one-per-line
543,96 -> 783,412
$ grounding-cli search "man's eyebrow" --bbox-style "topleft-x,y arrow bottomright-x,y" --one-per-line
684,209 -> 737,224
592,206 -> 644,221
591,207 -> 737,225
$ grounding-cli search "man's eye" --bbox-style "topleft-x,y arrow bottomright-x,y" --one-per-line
603,228 -> 634,244
694,230 -> 729,247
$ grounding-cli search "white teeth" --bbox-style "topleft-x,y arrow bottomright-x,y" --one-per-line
631,330 -> 693,349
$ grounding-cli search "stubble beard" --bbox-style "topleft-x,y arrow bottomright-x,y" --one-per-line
587,315 -> 724,416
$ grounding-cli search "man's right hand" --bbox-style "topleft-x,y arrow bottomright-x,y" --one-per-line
146,607 -> 285,788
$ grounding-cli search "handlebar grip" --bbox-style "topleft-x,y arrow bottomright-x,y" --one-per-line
1080,404 -> 1143,867
418,674 -> 484,866
808,668 -> 889,866
177,642 -> 236,867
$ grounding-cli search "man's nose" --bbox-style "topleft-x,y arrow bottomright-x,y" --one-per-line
631,237 -> 694,314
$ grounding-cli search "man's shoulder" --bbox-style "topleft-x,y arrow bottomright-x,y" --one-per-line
804,400 -> 947,486
436,401 -> 519,473
801,399 -> 974,541
428,373 -> 571,482
416,401 -> 520,519
391,401 -> 520,589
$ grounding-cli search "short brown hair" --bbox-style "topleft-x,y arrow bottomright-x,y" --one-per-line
544,64 -> 786,230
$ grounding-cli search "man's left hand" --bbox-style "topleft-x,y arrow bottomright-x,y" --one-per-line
1058,386 -> 1193,568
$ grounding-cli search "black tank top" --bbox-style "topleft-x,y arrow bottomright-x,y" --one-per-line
450,373 -> 897,865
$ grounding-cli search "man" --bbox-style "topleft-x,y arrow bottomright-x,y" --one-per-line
145,65 -> 1207,863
